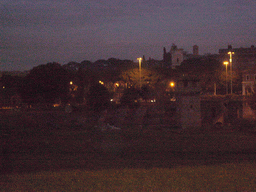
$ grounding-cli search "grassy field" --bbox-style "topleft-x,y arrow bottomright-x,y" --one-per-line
1,110 -> 256,158
1,162 -> 256,191
1,110 -> 256,191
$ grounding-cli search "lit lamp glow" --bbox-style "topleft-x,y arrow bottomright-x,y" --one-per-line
223,61 -> 229,94
228,51 -> 234,94
99,81 -> 104,85
137,57 -> 142,89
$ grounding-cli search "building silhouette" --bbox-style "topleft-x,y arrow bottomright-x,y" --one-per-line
219,45 -> 256,70
163,44 -> 186,68
193,45 -> 199,56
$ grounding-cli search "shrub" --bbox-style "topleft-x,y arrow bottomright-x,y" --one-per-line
120,87 -> 140,108
87,83 -> 111,112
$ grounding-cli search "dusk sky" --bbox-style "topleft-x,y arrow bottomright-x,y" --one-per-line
1,0 -> 256,71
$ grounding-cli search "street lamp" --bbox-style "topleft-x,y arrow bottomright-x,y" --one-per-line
223,61 -> 229,94
99,81 -> 104,85
228,51 -> 234,94
169,81 -> 175,101
137,57 -> 142,90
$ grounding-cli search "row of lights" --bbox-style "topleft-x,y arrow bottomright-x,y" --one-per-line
223,51 -> 235,95
70,80 -> 119,88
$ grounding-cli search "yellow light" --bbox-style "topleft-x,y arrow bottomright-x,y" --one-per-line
53,103 -> 60,107
99,81 -> 104,85
170,82 -> 175,87
228,52 -> 234,62
137,57 -> 142,90
223,61 -> 229,65
70,81 -> 73,85
115,83 -> 119,87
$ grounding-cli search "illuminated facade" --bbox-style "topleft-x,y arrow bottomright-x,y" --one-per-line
242,69 -> 256,95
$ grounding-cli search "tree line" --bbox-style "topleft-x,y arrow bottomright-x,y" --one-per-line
0,56 -> 243,111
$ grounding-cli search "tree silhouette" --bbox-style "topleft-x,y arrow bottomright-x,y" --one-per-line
140,85 -> 153,101
20,62 -> 71,104
120,67 -> 161,89
120,87 -> 140,108
87,83 -> 110,112
0,74 -> 23,106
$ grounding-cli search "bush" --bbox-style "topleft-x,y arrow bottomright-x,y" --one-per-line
87,83 -> 111,112
120,87 -> 140,108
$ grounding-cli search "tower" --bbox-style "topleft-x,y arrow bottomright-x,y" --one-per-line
193,45 -> 199,55
163,47 -> 172,67
171,49 -> 184,68
176,77 -> 201,129
163,47 -> 167,61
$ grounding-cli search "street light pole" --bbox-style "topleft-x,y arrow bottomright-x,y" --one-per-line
223,61 -> 229,94
228,51 -> 234,94
137,57 -> 142,90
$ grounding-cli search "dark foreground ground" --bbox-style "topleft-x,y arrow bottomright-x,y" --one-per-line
1,110 -> 256,175
1,148 -> 256,175
1,136 -> 255,175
